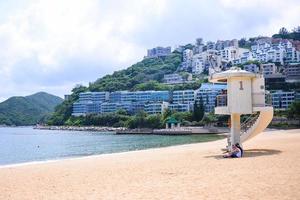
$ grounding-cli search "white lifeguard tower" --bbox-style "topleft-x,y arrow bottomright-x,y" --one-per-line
209,67 -> 273,150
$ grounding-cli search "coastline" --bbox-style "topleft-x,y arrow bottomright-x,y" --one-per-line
34,125 -> 230,135
1,129 -> 299,199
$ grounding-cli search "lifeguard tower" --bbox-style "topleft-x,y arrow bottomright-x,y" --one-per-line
209,67 -> 273,150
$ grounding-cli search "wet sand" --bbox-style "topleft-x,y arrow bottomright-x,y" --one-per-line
0,129 -> 299,200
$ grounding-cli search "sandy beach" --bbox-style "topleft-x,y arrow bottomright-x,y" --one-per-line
0,129 -> 299,200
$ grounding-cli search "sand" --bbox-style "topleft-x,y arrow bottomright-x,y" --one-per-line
0,129 -> 299,200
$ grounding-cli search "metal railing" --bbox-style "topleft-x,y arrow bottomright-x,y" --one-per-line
240,113 -> 259,135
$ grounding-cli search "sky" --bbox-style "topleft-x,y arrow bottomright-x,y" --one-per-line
0,0 -> 299,102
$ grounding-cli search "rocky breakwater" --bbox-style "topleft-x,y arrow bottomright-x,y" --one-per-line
34,125 -> 126,132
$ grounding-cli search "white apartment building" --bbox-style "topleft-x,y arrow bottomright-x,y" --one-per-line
261,63 -> 277,76
266,48 -> 285,64
163,73 -> 185,84
220,47 -> 249,62
144,102 -> 169,115
244,64 -> 259,73
192,53 -> 206,74
172,90 -> 195,104
285,47 -> 300,63
251,40 -> 300,65
181,49 -> 193,69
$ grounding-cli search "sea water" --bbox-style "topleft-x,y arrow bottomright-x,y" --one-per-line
0,127 -> 224,165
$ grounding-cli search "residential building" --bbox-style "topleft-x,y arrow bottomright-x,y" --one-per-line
192,54 -> 205,74
244,64 -> 259,73
72,102 -> 101,116
146,46 -> 171,58
110,91 -> 133,102
266,48 -> 284,64
148,91 -> 171,102
285,63 -> 300,82
168,103 -> 193,112
164,73 -> 185,84
265,73 -> 286,86
271,90 -> 298,110
133,91 -> 170,102
195,83 -> 227,112
220,47 -> 248,62
100,102 -> 144,114
239,51 -> 254,64
285,47 -> 299,63
72,102 -> 88,116
261,63 -> 276,76
144,102 -> 169,115
181,49 -> 193,70
172,90 -> 195,104
78,92 -> 109,102
101,102 -> 121,113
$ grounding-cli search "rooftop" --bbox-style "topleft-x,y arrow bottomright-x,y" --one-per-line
209,67 -> 259,83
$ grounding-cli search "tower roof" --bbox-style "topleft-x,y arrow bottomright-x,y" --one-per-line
209,67 -> 258,83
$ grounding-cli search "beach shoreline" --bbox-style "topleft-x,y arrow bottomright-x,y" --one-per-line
1,129 -> 299,200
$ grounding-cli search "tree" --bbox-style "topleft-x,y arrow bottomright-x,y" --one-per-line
238,38 -> 247,47
126,110 -> 148,129
201,113 -> 218,127
279,27 -> 289,35
172,112 -> 193,122
193,97 -> 204,121
146,114 -> 163,129
292,26 -> 300,33
162,108 -> 173,121
287,101 -> 300,119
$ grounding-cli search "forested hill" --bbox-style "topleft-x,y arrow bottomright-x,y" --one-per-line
48,52 -> 206,125
89,52 -> 182,92
0,92 -> 63,126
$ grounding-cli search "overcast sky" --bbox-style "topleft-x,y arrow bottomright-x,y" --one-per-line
0,0 -> 299,102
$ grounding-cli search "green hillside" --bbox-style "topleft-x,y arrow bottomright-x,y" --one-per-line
48,52 -> 207,125
0,92 -> 63,126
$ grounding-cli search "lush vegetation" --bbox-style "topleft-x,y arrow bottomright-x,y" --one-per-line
287,101 -> 300,119
61,104 -> 223,129
0,92 -> 63,126
88,52 -> 182,92
272,26 -> 300,41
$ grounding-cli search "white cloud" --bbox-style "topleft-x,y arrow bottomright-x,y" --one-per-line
0,0 -> 299,102
0,0 -> 168,100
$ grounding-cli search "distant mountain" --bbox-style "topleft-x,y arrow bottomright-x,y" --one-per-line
0,92 -> 63,126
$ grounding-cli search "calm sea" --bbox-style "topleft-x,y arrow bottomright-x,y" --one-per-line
0,127 -> 224,166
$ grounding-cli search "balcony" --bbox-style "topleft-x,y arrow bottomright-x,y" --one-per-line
214,93 -> 272,114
